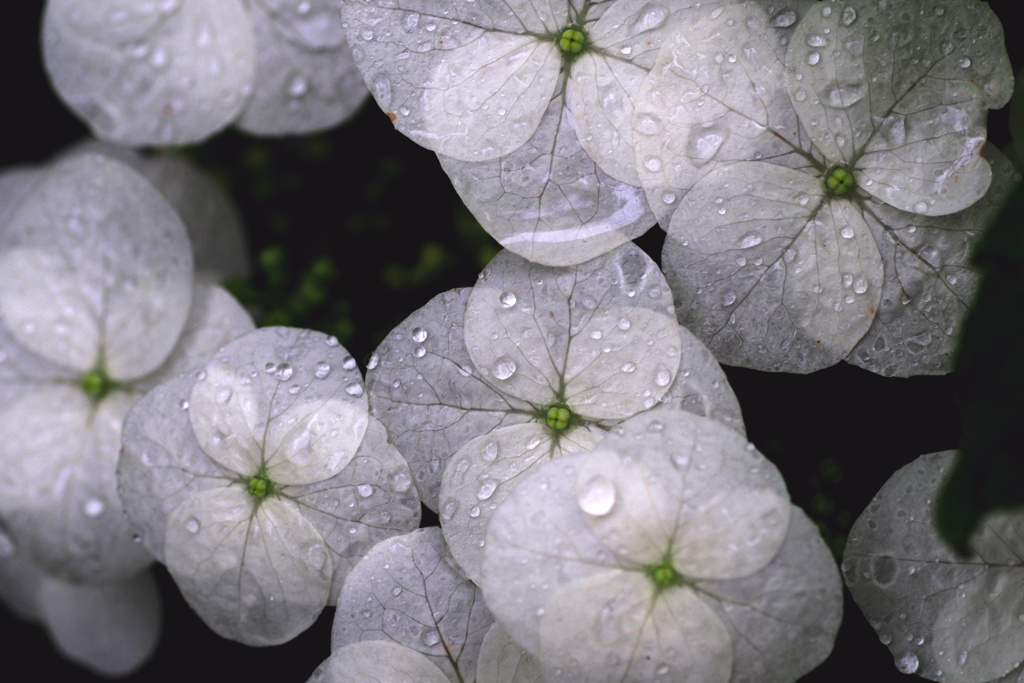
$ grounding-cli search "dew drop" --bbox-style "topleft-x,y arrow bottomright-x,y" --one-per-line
345,382 -> 365,397
216,388 -> 233,404
367,354 -> 379,370
841,7 -> 857,25
499,291 -> 517,308
185,517 -> 201,534
617,317 -> 631,330
895,652 -> 919,674
179,399 -> 190,411
722,290 -> 737,306
958,57 -> 971,69
82,499 -> 105,518
912,201 -> 929,213
654,367 -> 672,387
483,441 -> 499,461
492,357 -> 516,380
422,630 -> 440,646
578,475 -> 616,516
412,327 -> 428,342
807,51 -> 821,66
477,480 -> 497,500
357,484 -> 373,498
314,362 -> 331,379
769,9 -> 797,27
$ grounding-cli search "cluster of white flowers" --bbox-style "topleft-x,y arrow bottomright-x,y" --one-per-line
2,0 -> 1020,681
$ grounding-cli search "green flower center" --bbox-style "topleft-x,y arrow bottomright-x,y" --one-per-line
825,166 -> 855,196
558,27 -> 586,55
545,405 -> 572,431
646,560 -> 680,589
247,475 -> 273,499
81,369 -> 115,401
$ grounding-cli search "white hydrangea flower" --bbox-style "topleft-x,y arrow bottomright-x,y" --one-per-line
481,410 -> 842,683
0,153 -> 254,584
844,451 -> 1024,682
636,0 -> 1015,374
367,243 -> 743,512
343,0 -> 751,263
118,327 -> 422,646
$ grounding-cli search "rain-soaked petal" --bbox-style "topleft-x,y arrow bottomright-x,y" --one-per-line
475,623 -> 544,683
0,154 -> 193,380
663,162 -> 884,373
236,0 -> 368,135
785,0 -> 1012,215
844,451 -> 1024,683
342,0 -> 560,162
440,90 -> 654,267
465,245 -> 680,418
654,325 -> 746,435
699,507 -> 842,683
42,0 -> 256,146
38,569 -> 162,678
308,640 -> 451,683
632,0 -> 815,227
165,488 -> 332,646
332,527 -> 494,682
288,416 -> 422,603
119,372 -> 239,563
189,327 -> 368,485
440,422 -> 602,583
366,288 -> 533,511
538,571 -> 732,683
848,148 -> 1019,376
0,386 -> 151,583
480,413 -> 791,681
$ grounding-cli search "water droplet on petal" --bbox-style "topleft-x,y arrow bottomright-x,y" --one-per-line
314,362 -> 331,379
841,7 -> 857,25
345,382 -> 364,397
499,291 -> 517,308
913,201 -> 929,213
185,517 -> 201,534
82,499 -> 105,518
216,388 -> 233,404
422,630 -> 440,646
578,475 -> 616,516
492,357 -> 516,380
357,484 -> 373,498
412,327 -> 428,342
896,652 -> 919,674
477,480 -> 497,500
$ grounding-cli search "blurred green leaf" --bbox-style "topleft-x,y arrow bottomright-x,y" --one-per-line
939,179 -> 1024,551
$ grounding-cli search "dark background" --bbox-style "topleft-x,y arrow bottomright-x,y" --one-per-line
1,2 -> 1019,681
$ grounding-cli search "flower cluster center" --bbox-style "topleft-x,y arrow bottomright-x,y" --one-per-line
545,404 -> 572,431
825,166 -> 855,197
81,369 -> 115,401
557,27 -> 586,55
646,560 -> 680,589
247,475 -> 273,499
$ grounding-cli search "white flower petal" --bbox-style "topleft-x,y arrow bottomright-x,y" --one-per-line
663,162 -> 884,373
0,386 -> 151,582
366,288 -> 533,511
845,451 -> 1024,683
119,372 -> 237,563
342,0 -> 560,161
440,422 -> 602,583
332,527 -> 494,682
189,327 -> 368,485
440,90 -> 654,267
465,245 -> 679,418
237,0 -> 368,136
165,488 -> 332,646
476,622 -> 544,683
539,572 -> 732,683
308,641 -> 451,683
288,416 -> 422,603
0,154 -> 193,381
38,570 -> 162,678
42,0 -> 256,146
786,0 -> 1012,215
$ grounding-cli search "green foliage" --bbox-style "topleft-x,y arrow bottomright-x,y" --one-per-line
939,180 -> 1024,551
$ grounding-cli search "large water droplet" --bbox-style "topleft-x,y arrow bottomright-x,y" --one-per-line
82,499 -> 105,518
578,475 -> 617,516
686,125 -> 728,166
500,291 -> 517,308
357,484 -> 373,498
769,9 -> 797,27
895,652 -> 919,674
477,480 -> 497,500
492,357 -> 516,380
314,362 -> 331,379
412,327 -> 428,342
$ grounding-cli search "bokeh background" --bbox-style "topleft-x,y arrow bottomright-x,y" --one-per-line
1,2 -> 1020,681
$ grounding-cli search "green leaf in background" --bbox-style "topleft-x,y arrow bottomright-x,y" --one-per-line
939,179 -> 1024,551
